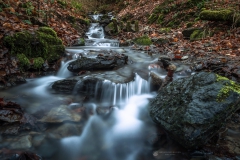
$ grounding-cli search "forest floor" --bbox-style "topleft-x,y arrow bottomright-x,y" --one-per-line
0,0 -> 240,159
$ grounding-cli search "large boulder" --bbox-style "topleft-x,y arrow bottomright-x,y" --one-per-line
67,54 -> 128,72
149,72 -> 240,149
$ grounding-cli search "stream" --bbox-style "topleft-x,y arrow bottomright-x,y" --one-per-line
0,14 -> 192,160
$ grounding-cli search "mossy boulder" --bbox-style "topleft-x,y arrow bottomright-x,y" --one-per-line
149,72 -> 240,149
190,29 -> 204,41
182,28 -> 202,39
133,35 -> 152,45
4,27 -> 64,70
199,9 -> 233,21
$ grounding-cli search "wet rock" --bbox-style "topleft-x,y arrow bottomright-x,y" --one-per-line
150,72 -> 163,86
8,135 -> 32,149
52,68 -> 135,94
45,123 -> 83,139
51,79 -> 78,93
149,72 -> 240,149
67,54 -> 128,72
39,105 -> 81,123
0,99 -> 37,134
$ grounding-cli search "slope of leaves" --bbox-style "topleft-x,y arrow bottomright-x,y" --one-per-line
0,0 -> 88,47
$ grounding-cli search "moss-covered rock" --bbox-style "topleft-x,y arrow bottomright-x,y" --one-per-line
199,9 -> 233,21
38,27 -> 57,37
134,20 -> 139,32
126,21 -> 132,32
216,74 -> 240,102
133,35 -> 152,45
17,54 -> 30,69
33,57 -> 44,69
182,28 -> 202,39
190,29 -> 203,40
4,27 -> 64,70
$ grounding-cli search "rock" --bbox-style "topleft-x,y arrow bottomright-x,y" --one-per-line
199,9 -> 233,22
150,72 -> 163,86
39,105 -> 81,123
181,56 -> 188,60
149,72 -> 240,149
67,54 -> 128,72
182,28 -> 202,39
51,79 -> 78,93
52,68 -> 135,94
9,135 -> 32,149
45,123 -> 83,139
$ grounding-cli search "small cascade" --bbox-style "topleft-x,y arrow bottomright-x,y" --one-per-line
86,23 -> 105,39
56,60 -> 75,78
59,94 -> 155,160
84,13 -> 119,47
73,74 -> 150,106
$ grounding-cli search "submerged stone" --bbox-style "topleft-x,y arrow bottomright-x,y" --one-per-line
39,105 -> 81,123
149,72 -> 240,149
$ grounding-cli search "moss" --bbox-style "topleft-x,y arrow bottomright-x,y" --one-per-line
134,35 -> 152,45
4,27 -> 64,71
126,21 -> 132,32
148,13 -> 158,24
216,74 -> 240,102
199,9 -> 233,21
57,0 -> 67,8
33,57 -> 44,69
186,22 -> 194,28
17,53 -> 30,69
190,29 -> 203,41
38,27 -> 57,37
156,14 -> 164,24
112,18 -> 118,33
159,28 -> 171,33
134,20 -> 139,32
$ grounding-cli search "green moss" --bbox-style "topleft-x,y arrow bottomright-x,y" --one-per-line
148,13 -> 158,24
134,35 -> 152,45
216,74 -> 240,102
38,27 -> 57,37
190,30 -> 203,41
17,53 -> 30,69
4,27 -> 64,71
33,57 -> 44,69
156,14 -> 164,24
134,20 -> 139,32
159,28 -> 171,33
126,21 -> 131,32
186,22 -> 194,28
199,9 -> 233,21
57,0 -> 67,8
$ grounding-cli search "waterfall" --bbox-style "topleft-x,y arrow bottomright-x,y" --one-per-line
56,59 -> 75,78
84,14 -> 120,47
96,74 -> 150,106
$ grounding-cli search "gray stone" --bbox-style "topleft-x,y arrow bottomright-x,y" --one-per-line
9,135 -> 32,149
67,54 -> 128,72
52,68 -> 135,94
149,72 -> 240,149
39,105 -> 81,123
150,72 -> 163,86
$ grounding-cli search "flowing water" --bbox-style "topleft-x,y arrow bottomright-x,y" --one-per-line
0,15 -> 192,160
